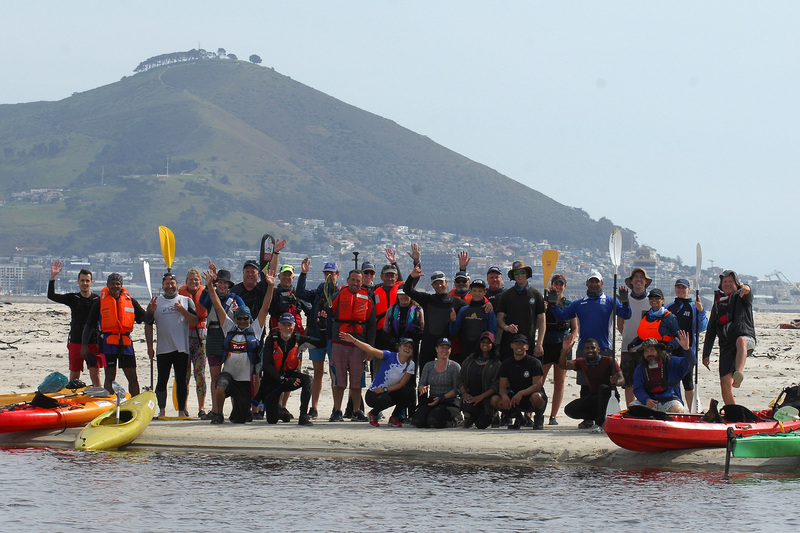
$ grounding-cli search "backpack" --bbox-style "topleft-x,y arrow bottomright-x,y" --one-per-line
771,384 -> 800,417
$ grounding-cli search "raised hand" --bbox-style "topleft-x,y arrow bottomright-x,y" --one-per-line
407,243 -> 421,265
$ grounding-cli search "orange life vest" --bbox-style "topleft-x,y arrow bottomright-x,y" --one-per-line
99,287 -> 136,346
448,288 -> 472,303
333,287 -> 373,335
179,285 -> 207,329
373,282 -> 401,329
272,339 -> 301,372
637,310 -> 675,343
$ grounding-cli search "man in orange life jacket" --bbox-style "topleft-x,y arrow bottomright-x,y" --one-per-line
254,313 -> 327,426
631,331 -> 695,413
328,269 -> 377,422
81,273 -> 151,396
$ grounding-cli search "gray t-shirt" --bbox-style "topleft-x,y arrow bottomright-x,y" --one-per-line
419,360 -> 461,397
153,294 -> 196,355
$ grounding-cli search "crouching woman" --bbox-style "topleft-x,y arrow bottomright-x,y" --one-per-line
412,338 -> 462,428
339,332 -> 416,427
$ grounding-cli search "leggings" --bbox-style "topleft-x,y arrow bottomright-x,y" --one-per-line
155,351 -> 189,410
184,335 -> 207,398
365,386 -> 416,418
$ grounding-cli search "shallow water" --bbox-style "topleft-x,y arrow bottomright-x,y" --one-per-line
1,447 -> 798,532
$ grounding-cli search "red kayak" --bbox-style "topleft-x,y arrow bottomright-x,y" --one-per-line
0,392 -> 120,443
604,409 -> 800,452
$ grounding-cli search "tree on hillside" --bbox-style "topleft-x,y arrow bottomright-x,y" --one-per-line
217,48 -> 227,58
249,54 -> 262,64
133,49 -> 214,73
227,53 -> 238,60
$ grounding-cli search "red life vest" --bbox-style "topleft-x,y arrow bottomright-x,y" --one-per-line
271,337 -> 301,372
99,287 -> 136,346
637,310 -> 675,343
645,360 -> 666,394
333,287 -> 373,335
179,285 -> 207,329
448,288 -> 472,303
373,282 -> 401,329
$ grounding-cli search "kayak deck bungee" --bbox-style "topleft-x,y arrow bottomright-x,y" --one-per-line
75,390 -> 156,451
604,409 -> 800,452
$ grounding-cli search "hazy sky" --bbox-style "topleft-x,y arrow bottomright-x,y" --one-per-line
5,2 -> 800,281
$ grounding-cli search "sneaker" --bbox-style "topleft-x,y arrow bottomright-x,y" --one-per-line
329,409 -> 344,422
548,416 -> 558,426
533,413 -> 544,430
280,407 -> 293,423
368,410 -> 380,427
352,410 -> 369,422
308,407 -> 318,420
388,416 -> 403,427
298,414 -> 313,426
732,371 -> 744,388
198,410 -> 208,420
589,424 -> 603,434
252,410 -> 265,420
578,419 -> 594,429
210,412 -> 224,425
462,417 -> 474,429
490,414 -> 500,428
508,416 -> 522,430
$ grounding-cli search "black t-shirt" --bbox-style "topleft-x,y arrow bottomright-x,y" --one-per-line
499,354 -> 543,394
48,280 -> 100,344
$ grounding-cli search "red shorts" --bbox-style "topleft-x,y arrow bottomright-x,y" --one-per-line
68,342 -> 104,372
331,342 -> 366,389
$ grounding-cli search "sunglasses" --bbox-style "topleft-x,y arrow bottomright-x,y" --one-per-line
512,270 -> 527,276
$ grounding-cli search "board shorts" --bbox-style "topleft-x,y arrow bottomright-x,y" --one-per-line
331,342 -> 365,388
308,339 -> 332,362
104,351 -> 136,369
718,336 -> 755,377
68,342 -> 103,372
621,351 -> 642,389
503,388 -> 548,412
629,398 -> 685,413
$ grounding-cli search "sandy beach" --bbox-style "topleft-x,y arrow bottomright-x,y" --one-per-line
2,300 -> 799,473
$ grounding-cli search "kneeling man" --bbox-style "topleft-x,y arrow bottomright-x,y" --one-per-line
490,334 -> 548,430
631,331 -> 695,413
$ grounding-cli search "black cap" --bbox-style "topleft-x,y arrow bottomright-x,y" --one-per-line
647,288 -> 665,299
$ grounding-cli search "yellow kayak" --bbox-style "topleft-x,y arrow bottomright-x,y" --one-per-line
75,390 -> 157,450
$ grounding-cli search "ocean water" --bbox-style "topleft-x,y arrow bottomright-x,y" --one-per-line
1,447 -> 799,532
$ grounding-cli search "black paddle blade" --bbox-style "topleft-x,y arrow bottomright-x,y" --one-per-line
260,233 -> 275,273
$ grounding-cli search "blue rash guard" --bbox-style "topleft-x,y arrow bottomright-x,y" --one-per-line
550,291 -> 631,351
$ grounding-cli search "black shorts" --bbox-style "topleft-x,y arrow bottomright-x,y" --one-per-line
621,351 -> 642,389
541,342 -> 567,367
104,351 -> 136,369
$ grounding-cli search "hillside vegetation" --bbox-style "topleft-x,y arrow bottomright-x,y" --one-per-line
0,57 -> 629,256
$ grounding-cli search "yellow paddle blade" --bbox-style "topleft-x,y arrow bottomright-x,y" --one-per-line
541,249 -> 559,292
158,226 -> 176,270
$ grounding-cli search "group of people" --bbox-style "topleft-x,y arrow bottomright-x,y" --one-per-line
47,242 -> 756,432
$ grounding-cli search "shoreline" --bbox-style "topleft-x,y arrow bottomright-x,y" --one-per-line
2,302 -> 800,475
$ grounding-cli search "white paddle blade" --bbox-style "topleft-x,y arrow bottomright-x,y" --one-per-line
609,227 -> 622,269
695,243 -> 702,289
774,406 -> 800,422
606,392 -> 621,418
691,390 -> 701,414
143,260 -> 152,299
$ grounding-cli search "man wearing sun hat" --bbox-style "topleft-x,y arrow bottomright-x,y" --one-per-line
630,331 -> 695,414
618,266 -> 654,405
496,260 -> 546,360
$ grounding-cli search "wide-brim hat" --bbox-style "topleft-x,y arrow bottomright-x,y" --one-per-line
625,267 -> 653,290
507,260 -> 533,280
216,269 -> 235,288
636,338 -> 666,353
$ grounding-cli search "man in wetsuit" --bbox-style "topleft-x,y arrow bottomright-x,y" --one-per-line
48,260 -> 101,386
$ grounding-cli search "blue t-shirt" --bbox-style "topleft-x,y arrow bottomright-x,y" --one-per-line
369,350 -> 416,390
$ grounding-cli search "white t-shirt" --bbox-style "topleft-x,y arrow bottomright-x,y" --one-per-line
220,315 -> 265,381
153,294 -> 195,355
369,350 -> 415,390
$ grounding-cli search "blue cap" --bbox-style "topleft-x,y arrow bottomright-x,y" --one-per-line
361,261 -> 376,273
279,313 -> 295,324
675,278 -> 691,288
323,262 -> 338,272
436,337 -> 452,347
233,305 -> 252,319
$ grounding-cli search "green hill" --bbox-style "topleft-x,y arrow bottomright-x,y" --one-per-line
0,56 -> 628,256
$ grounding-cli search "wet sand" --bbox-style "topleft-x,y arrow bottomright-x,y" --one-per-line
2,301 -> 799,473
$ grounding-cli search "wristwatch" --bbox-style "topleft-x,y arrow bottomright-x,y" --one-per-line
383,387 -> 389,393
